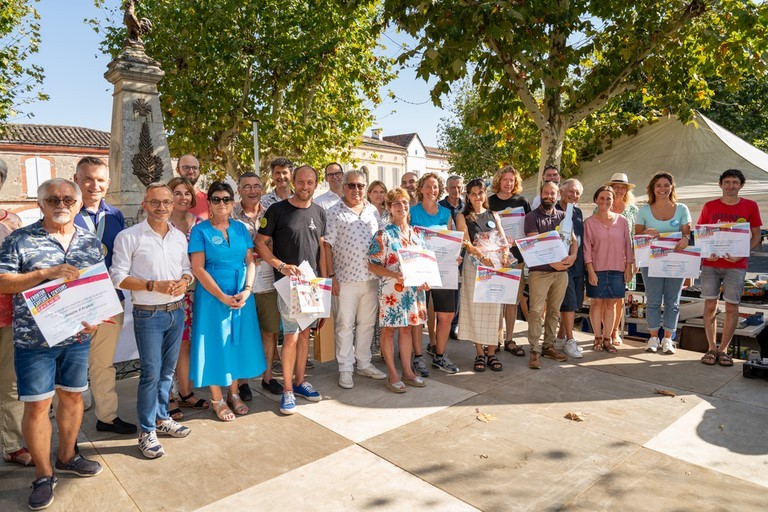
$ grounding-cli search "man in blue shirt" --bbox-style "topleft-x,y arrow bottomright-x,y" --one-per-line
0,178 -> 106,510
73,157 -> 136,436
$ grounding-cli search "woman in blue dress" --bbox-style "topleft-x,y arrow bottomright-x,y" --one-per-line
189,182 -> 266,422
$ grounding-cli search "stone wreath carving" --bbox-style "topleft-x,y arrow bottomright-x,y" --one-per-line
131,99 -> 164,186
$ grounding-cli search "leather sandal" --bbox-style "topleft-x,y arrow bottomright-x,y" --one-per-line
701,350 -> 717,366
3,447 -> 34,466
227,393 -> 249,415
716,351 -> 734,367
593,337 -> 604,352
178,392 -> 209,409
503,340 -> 526,357
473,355 -> 487,372
211,398 -> 235,422
486,354 -> 503,371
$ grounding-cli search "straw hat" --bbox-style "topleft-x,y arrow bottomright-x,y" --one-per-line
607,172 -> 635,189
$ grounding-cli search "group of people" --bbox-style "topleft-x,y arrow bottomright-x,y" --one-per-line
0,152 -> 763,510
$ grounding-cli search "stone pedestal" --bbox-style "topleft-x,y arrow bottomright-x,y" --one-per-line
104,45 -> 173,223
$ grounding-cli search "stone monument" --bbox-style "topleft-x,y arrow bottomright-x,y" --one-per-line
104,0 -> 172,222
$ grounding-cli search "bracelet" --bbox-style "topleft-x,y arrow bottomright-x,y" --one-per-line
328,273 -> 336,278
244,285 -> 252,291
277,262 -> 286,273
146,280 -> 154,292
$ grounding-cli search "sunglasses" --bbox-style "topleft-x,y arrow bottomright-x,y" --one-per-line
210,196 -> 234,204
346,183 -> 366,190
44,197 -> 77,207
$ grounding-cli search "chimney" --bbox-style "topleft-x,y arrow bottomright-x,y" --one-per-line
372,128 -> 383,140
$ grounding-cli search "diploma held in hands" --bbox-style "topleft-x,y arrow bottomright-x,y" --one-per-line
397,248 -> 442,288
648,243 -> 701,278
474,266 -> 522,304
694,223 -> 751,258
633,232 -> 682,268
414,227 -> 462,289
516,230 -> 568,268
253,260 -> 276,292
497,207 -> 526,242
22,261 -> 123,347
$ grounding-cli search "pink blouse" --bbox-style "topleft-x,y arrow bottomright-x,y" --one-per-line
583,214 -> 634,272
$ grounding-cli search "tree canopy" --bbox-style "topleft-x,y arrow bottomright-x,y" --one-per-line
385,0 -> 768,182
93,0 -> 393,178
0,0 -> 47,126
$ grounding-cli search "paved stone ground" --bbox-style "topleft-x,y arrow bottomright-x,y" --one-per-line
2,322 -> 768,511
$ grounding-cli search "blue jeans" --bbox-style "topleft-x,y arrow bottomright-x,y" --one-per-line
133,307 -> 184,433
641,268 -> 684,336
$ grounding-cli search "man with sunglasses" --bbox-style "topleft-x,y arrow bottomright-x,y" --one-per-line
315,162 -> 344,210
0,178 -> 106,510
324,170 -> 386,389
72,157 -> 136,436
176,154 -> 208,219
110,183 -> 194,459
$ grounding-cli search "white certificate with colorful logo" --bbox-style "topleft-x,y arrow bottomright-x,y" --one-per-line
253,260 -> 276,293
633,232 -> 682,267
22,261 -> 123,347
415,227 -> 463,290
516,230 -> 568,267
694,223 -> 751,258
473,266 -> 522,304
397,248 -> 442,288
647,243 -> 701,278
497,207 -> 526,243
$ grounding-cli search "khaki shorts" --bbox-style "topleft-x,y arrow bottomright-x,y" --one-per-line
255,290 -> 281,334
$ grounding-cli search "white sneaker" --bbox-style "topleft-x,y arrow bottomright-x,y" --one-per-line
156,418 -> 191,438
564,339 -> 583,359
138,431 -> 164,459
356,365 -> 387,380
554,337 -> 567,350
661,338 -> 676,354
339,371 -> 354,389
646,336 -> 660,353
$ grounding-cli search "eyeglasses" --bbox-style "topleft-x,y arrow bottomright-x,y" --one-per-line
210,196 -> 234,204
346,183 -> 366,190
44,196 -> 77,207
180,165 -> 199,172
240,184 -> 263,191
148,200 -> 173,208
326,172 -> 343,179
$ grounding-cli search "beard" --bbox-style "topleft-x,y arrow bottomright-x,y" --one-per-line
541,198 -> 556,210
50,213 -> 71,225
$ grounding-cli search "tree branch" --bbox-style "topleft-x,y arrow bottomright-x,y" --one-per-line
567,0 -> 706,126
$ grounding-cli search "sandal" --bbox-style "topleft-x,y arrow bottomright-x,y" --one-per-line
717,351 -> 734,367
227,393 -> 249,415
473,355 -> 487,372
168,399 -> 184,421
503,340 -> 526,357
3,447 -> 34,466
593,337 -> 604,352
701,350 -> 717,366
603,339 -> 618,354
211,398 -> 235,422
486,354 -> 503,372
178,392 -> 209,409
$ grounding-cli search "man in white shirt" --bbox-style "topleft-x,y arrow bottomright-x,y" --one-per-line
110,183 -> 194,459
531,166 -> 561,209
314,162 -> 344,210
324,170 -> 387,389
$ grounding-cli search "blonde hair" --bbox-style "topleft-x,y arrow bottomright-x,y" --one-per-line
385,187 -> 411,208
490,165 -> 522,195
415,172 -> 445,202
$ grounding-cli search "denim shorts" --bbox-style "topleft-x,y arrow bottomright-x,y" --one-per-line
14,341 -> 90,402
560,274 -> 585,312
586,270 -> 625,299
700,266 -> 747,304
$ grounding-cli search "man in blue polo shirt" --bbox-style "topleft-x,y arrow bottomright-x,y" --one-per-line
73,157 -> 136,435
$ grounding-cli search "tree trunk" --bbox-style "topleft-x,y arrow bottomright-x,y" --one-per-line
538,117 -> 566,184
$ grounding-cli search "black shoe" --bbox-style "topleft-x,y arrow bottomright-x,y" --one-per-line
238,382 -> 253,401
29,475 -> 57,510
449,328 -> 459,340
261,378 -> 284,395
306,358 -> 315,369
54,453 -> 102,477
96,417 -> 137,435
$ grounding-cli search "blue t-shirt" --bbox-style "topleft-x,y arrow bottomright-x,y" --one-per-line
409,203 -> 451,229
635,203 -> 691,233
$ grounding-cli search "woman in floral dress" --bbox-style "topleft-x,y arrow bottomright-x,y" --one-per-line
368,188 -> 430,393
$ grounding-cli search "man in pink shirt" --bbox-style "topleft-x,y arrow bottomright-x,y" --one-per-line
697,169 -> 762,367
176,155 -> 208,219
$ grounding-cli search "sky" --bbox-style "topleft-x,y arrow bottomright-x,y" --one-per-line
15,1 -> 450,147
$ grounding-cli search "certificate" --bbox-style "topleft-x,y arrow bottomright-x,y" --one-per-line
274,261 -> 331,329
694,223 -> 751,258
633,232 -> 682,268
397,248 -> 442,288
516,230 -> 568,267
253,260 -> 276,293
474,266 -> 522,304
647,243 -> 701,278
414,227 -> 462,290
22,261 -> 123,347
497,207 -> 526,243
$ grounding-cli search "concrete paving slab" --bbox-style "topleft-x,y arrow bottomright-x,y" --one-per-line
712,371 -> 768,410
362,395 -> 639,512
645,397 -> 768,488
290,370 -> 476,442
195,445 -> 480,512
564,447 -> 767,511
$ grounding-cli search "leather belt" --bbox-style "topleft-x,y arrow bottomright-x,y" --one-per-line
133,300 -> 184,312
